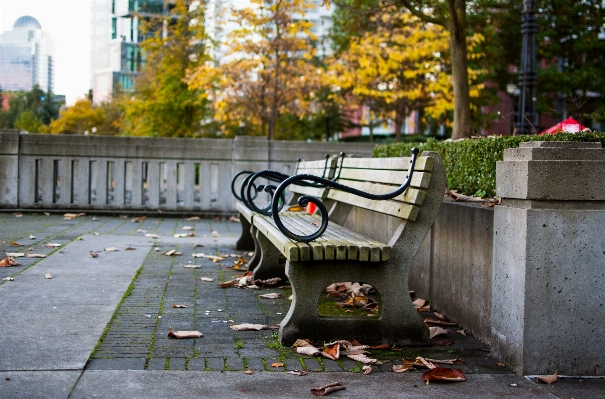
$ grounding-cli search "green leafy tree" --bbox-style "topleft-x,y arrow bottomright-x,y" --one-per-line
15,109 -> 43,132
187,0 -> 322,139
121,0 -> 211,137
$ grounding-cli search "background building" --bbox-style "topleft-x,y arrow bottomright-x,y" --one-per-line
0,15 -> 55,93
90,0 -> 168,104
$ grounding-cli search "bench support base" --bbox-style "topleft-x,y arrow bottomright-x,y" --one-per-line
236,213 -> 255,250
251,229 -> 287,282
279,259 -> 429,346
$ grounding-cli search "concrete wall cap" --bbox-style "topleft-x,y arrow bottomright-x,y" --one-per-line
519,141 -> 602,148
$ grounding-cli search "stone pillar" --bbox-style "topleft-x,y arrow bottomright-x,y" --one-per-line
0,131 -> 20,208
491,141 -> 605,376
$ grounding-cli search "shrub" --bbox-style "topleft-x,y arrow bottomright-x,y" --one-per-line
373,132 -> 605,197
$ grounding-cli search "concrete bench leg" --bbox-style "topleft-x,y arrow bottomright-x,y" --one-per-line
279,260 -> 429,346
251,229 -> 287,282
236,213 -> 255,250
246,225 -> 260,272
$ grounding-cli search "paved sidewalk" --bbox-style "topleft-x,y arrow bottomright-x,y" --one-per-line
0,213 -> 603,398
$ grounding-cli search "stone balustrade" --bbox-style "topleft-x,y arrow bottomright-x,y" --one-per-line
0,131 -> 374,213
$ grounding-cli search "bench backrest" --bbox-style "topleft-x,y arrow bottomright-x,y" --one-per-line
288,156 -> 339,200
327,156 -> 434,221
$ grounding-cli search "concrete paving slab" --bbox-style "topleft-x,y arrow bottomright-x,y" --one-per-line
69,370 -> 556,399
0,371 -> 81,399
0,235 -> 152,371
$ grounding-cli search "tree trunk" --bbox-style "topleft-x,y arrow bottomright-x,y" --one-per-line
447,0 -> 471,139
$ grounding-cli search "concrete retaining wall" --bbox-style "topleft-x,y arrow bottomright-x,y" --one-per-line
0,132 -> 374,213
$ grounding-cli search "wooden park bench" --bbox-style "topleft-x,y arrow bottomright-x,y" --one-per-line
249,149 -> 446,345
232,154 -> 343,281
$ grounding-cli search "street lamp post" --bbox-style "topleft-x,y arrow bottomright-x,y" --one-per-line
506,83 -> 520,135
517,0 -> 539,134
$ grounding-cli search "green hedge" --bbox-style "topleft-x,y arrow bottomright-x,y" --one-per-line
373,132 -> 605,198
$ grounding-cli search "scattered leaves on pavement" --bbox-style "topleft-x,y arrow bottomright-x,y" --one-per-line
422,367 -> 466,384
167,326 -> 202,339
229,324 -> 269,331
537,372 -> 558,384
311,382 -> 346,396
286,370 -> 307,376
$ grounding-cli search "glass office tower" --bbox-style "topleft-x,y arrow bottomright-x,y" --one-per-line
0,15 -> 54,92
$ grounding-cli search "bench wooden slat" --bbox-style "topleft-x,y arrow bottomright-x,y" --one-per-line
281,216 -> 324,260
334,180 -> 426,206
236,201 -> 255,223
289,184 -> 329,198
341,156 -> 434,171
285,215 -> 335,260
327,190 -> 421,220
338,169 -> 431,189
320,220 -> 389,262
254,215 -> 310,261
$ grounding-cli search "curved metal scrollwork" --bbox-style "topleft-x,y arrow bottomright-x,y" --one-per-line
233,152 -> 347,216
270,148 -> 420,243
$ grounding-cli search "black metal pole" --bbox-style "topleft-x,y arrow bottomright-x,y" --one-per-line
517,0 -> 538,134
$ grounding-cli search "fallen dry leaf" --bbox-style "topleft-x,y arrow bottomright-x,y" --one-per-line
63,213 -> 86,220
167,326 -> 202,339
457,329 -> 467,336
417,357 -> 438,369
362,365 -> 373,375
27,254 -> 46,258
145,233 -> 161,239
286,370 -> 308,376
496,362 -> 506,367
392,364 -> 414,373
200,277 -> 214,282
311,382 -> 346,396
104,247 -> 119,252
287,205 -> 305,212
46,243 -> 61,248
191,253 -> 224,262
186,216 -> 201,221
244,370 -> 255,375
92,232 -> 100,236
422,367 -> 466,383
217,279 -> 238,288
228,216 -> 239,222
537,372 -> 558,384
123,246 -> 136,250
425,318 -> 458,327
29,234 -> 36,240
174,234 -> 188,238
0,257 -> 21,267
13,212 -> 22,217
297,346 -> 321,356
347,353 -> 377,364
131,216 -> 146,223
229,324 -> 269,331
369,343 -> 391,350
163,250 -> 182,256
270,362 -> 284,368
429,326 -> 448,339
90,251 -> 99,258
210,231 -> 220,237
3,277 -> 14,281
9,242 -> 24,247
259,293 -> 280,299
5,252 -> 24,258
45,273 -> 52,279
321,343 -> 340,361
425,358 -> 462,365
172,304 -> 189,308
412,298 -> 426,309
182,226 -> 194,231
92,217 -> 100,221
